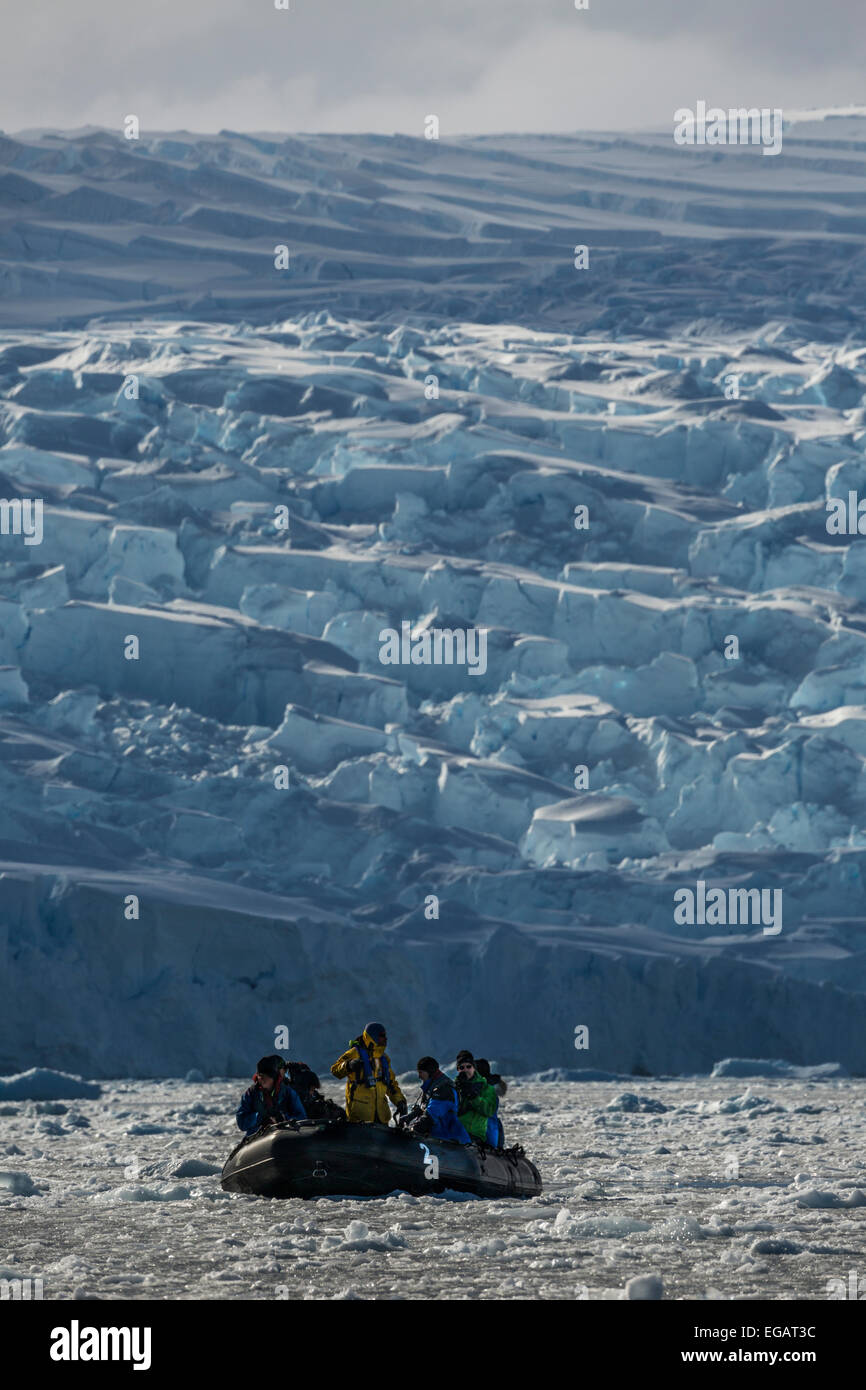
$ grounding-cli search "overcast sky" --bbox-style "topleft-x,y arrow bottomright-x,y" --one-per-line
1,0 -> 864,136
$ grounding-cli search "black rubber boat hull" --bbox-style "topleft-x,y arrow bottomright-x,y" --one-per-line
221,1119 -> 542,1199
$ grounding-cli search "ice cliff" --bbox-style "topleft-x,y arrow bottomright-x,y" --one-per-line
0,124 -> 865,1076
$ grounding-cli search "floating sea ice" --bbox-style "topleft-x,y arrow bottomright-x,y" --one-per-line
625,1272 -> 664,1300
171,1158 -> 223,1178
93,1184 -> 191,1203
655,1213 -> 706,1242
0,1171 -> 38,1196
794,1187 -> 866,1209
711,1059 -> 848,1080
576,1180 -> 605,1200
336,1220 -> 407,1252
444,1237 -> 507,1257
554,1207 -> 651,1239
0,1069 -> 101,1101
709,1087 -> 780,1114
606,1092 -> 668,1114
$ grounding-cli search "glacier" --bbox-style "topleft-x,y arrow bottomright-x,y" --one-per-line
0,123 -> 865,1077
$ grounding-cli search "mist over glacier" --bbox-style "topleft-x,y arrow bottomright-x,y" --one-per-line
1,122 -> 866,1078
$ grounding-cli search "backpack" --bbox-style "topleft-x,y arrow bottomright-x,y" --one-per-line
285,1061 -> 320,1100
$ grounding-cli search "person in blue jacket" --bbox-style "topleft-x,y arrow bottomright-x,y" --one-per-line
236,1055 -> 306,1135
409,1057 -> 470,1143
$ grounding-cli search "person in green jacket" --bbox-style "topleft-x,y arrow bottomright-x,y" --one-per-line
454,1050 -> 501,1146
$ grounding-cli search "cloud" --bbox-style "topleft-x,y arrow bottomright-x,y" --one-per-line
1,0 -> 863,134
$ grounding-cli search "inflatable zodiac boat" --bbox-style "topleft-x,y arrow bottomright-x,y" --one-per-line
221,1117 -> 542,1200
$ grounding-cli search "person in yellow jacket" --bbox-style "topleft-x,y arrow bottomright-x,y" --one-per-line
331,1022 -> 407,1124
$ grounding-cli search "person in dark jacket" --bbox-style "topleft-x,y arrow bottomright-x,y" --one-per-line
454,1050 -> 504,1148
285,1061 -> 345,1121
236,1055 -> 306,1135
284,1061 -> 322,1112
475,1057 -> 507,1100
409,1057 -> 470,1144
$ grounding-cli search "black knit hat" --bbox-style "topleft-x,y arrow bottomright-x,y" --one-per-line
365,1022 -> 386,1042
417,1056 -> 438,1073
455,1049 -> 474,1066
257,1055 -> 285,1078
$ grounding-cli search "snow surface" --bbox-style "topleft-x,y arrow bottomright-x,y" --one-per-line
0,126 -> 865,1078
0,1075 -> 863,1301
